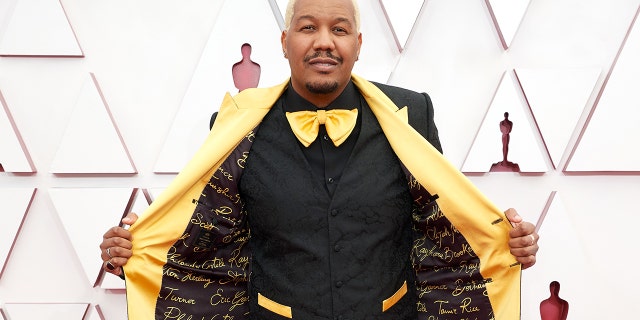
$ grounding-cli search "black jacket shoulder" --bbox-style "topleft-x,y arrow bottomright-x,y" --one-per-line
370,82 -> 442,153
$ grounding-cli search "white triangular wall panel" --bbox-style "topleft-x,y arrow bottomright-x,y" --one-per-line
154,0 -> 288,173
50,74 -> 135,174
462,72 -> 548,173
0,90 -> 34,172
515,68 -> 601,169
92,294 -> 127,320
535,191 -> 556,232
147,187 -> 167,203
99,272 -> 126,290
388,0 -> 505,167
0,0 -> 82,56
272,0 -> 287,30
85,306 -> 103,320
567,15 -> 640,171
274,0 -> 287,17
0,0 -> 18,33
0,188 -> 34,276
352,1 -> 400,82
3,303 -> 89,320
485,0 -> 530,48
50,188 -> 134,286
520,192 -> 590,320
129,188 -> 151,218
380,0 -> 424,51
99,189 -> 150,289
556,178 -> 640,319
467,175 -> 548,228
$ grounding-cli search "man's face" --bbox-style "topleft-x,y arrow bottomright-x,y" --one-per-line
281,0 -> 362,102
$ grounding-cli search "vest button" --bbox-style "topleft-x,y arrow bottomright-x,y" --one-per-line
335,281 -> 343,288
323,134 -> 329,141
334,244 -> 341,252
331,209 -> 338,216
328,177 -> 334,184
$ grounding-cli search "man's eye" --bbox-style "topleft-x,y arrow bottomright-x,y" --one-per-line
301,25 -> 315,31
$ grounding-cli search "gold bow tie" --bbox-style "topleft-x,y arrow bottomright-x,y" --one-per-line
285,108 -> 358,147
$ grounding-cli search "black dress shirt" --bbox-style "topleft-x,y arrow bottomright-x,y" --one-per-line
281,81 -> 363,196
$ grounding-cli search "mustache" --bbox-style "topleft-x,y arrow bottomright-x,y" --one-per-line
303,51 -> 343,63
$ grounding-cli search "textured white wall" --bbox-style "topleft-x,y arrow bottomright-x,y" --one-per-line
1,0 -> 639,319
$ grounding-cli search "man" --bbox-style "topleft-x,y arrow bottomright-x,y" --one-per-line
100,0 -> 538,319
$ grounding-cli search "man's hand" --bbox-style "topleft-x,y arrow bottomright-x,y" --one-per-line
99,212 -> 138,276
505,208 -> 538,270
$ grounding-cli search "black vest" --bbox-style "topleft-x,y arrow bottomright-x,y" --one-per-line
150,83 -> 497,320
241,98 -> 417,319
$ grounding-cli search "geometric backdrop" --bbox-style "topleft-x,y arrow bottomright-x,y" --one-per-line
1,1 -> 639,319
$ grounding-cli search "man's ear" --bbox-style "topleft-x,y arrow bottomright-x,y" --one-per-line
281,31 -> 288,58
356,32 -> 362,60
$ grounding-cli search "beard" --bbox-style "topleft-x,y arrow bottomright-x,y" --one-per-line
305,81 -> 339,94
302,51 -> 343,94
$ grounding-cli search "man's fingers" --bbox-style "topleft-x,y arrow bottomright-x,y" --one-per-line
510,237 -> 539,266
509,221 -> 536,238
509,232 -> 538,249
103,225 -> 133,240
122,212 -> 139,226
100,238 -> 133,257
103,258 -> 125,276
518,233 -> 537,247
105,260 -> 116,271
101,245 -> 133,261
517,255 -> 536,270
504,208 -> 522,227
100,215 -> 136,277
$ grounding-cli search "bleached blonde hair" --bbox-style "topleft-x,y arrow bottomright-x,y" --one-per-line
284,0 -> 361,31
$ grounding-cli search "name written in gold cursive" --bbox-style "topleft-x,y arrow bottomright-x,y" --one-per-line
159,287 -> 196,305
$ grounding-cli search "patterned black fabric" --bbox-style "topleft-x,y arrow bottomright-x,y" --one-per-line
403,170 -> 494,319
164,80 -> 451,319
154,131 -> 257,319
241,99 -> 417,319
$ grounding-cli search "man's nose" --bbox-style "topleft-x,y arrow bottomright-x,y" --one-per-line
313,28 -> 336,51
